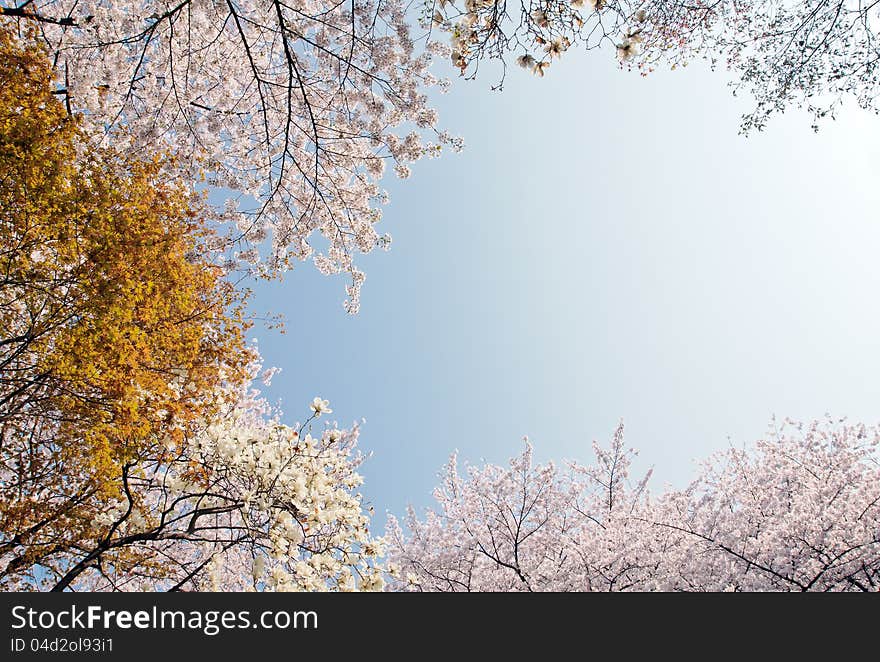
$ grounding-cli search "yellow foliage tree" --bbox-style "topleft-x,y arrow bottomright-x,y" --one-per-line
0,27 -> 251,585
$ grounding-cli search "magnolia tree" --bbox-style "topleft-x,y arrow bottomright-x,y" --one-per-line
1,365 -> 386,592
0,0 -> 461,310
387,419 -> 880,591
425,0 -> 880,131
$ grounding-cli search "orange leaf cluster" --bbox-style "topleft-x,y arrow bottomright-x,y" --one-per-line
0,27 -> 251,583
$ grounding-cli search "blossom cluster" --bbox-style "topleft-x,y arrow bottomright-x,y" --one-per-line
108,384 -> 383,592
422,0 -> 880,130
388,419 -> 880,591
421,0 -> 652,82
5,0 -> 461,310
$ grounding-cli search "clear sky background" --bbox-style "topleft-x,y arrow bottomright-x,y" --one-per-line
246,48 -> 880,523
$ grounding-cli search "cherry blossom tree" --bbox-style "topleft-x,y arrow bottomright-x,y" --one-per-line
424,0 -> 880,131
653,418 -> 880,591
385,423 -> 658,591
0,1 -> 460,310
387,418 -> 880,591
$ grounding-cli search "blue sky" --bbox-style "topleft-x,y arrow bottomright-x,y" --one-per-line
247,49 -> 880,522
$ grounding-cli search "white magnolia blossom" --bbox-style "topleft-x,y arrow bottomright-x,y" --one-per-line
388,419 -> 880,591
2,363 -> 385,592
310,397 -> 332,417
1,0 -> 462,311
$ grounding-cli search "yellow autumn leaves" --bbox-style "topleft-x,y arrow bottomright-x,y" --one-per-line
0,27 -> 250,581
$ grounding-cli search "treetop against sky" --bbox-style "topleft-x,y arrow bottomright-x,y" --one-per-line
2,1 -> 880,591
